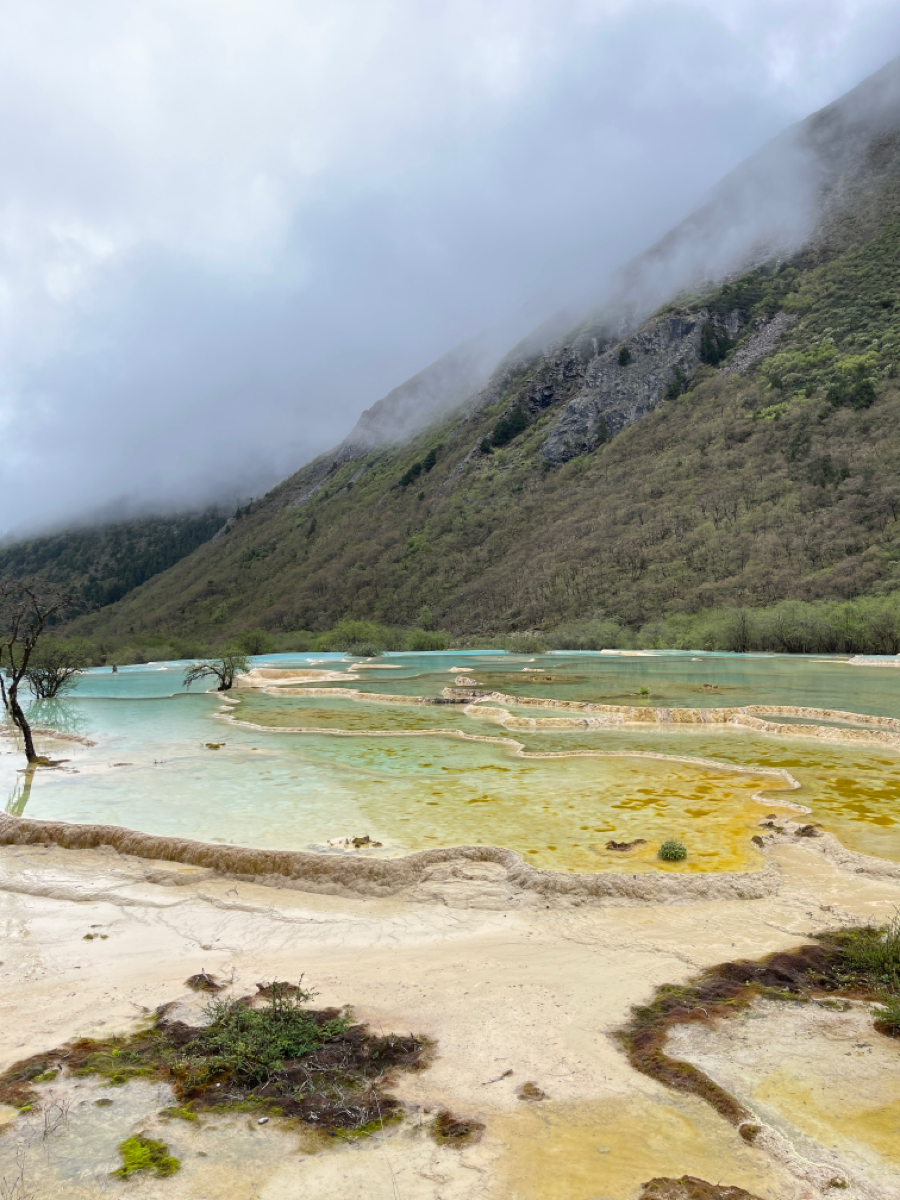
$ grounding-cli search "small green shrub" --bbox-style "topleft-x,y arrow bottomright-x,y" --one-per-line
236,627 -> 275,655
345,642 -> 382,657
406,629 -> 449,651
181,984 -> 348,1092
617,345 -> 632,366
113,1135 -> 179,1178
490,405 -> 528,448
874,994 -> 900,1036
658,839 -> 687,862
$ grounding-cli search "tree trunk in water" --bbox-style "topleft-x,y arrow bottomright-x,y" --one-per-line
10,696 -> 37,763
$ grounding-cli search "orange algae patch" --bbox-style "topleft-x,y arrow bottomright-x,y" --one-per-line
351,753 -> 776,874
226,691 -> 792,873
491,1097 -> 782,1200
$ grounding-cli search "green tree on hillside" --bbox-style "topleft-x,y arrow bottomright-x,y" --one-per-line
236,627 -> 275,655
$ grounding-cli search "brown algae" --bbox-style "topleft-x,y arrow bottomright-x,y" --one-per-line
640,1179 -> 764,1200
617,922 -> 900,1133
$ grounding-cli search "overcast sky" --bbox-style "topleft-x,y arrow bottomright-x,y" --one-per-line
2,0 -> 900,537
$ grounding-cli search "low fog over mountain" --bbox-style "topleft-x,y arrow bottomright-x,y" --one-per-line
2,1 -> 900,538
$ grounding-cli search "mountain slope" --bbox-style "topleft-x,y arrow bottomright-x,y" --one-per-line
71,58 -> 900,641
0,510 -> 227,612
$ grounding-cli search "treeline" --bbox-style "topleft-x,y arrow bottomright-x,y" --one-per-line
537,594 -> 900,655
38,594 -> 900,671
53,619 -> 452,668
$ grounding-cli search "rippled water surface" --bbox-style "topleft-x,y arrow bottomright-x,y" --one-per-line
2,651 -> 899,870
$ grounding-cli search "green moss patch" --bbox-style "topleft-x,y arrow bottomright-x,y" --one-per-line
113,1135 -> 180,1178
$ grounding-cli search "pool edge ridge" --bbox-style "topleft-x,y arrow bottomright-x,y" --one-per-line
0,812 -> 781,905
1,814 -> 896,907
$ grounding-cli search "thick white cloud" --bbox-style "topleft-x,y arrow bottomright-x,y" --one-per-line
2,0 -> 899,535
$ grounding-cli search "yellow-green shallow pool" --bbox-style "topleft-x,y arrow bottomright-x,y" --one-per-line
2,651 -> 898,872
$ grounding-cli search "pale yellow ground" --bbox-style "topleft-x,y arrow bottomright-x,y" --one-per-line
0,841 -> 898,1200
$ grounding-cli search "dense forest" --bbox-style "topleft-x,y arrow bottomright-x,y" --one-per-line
0,510 -> 226,613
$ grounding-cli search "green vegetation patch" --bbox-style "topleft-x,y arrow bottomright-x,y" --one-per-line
113,1135 -> 180,1178
399,444 -> 441,487
658,839 -> 688,862
0,981 -> 433,1136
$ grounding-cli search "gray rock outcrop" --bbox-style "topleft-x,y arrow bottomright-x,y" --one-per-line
539,308 -> 739,463
723,312 -> 798,376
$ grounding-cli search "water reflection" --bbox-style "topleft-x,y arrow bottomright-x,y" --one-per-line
23,698 -> 91,740
6,765 -> 34,816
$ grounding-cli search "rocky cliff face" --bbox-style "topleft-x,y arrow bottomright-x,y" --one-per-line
540,309 -> 740,462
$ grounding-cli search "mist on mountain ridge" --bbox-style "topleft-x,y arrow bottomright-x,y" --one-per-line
2,1 -> 900,539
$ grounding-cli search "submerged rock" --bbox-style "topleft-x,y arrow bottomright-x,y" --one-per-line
640,1177 -> 763,1200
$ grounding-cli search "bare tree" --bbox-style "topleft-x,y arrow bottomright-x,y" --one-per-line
0,584 -> 70,764
183,651 -> 249,692
23,637 -> 87,699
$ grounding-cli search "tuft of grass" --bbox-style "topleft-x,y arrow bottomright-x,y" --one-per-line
837,913 -> 900,990
113,1135 -> 180,1178
160,1105 -> 198,1122
658,840 -> 687,862
874,994 -> 900,1036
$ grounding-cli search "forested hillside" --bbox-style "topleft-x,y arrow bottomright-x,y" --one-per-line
0,510 -> 226,612
60,60 -> 900,648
